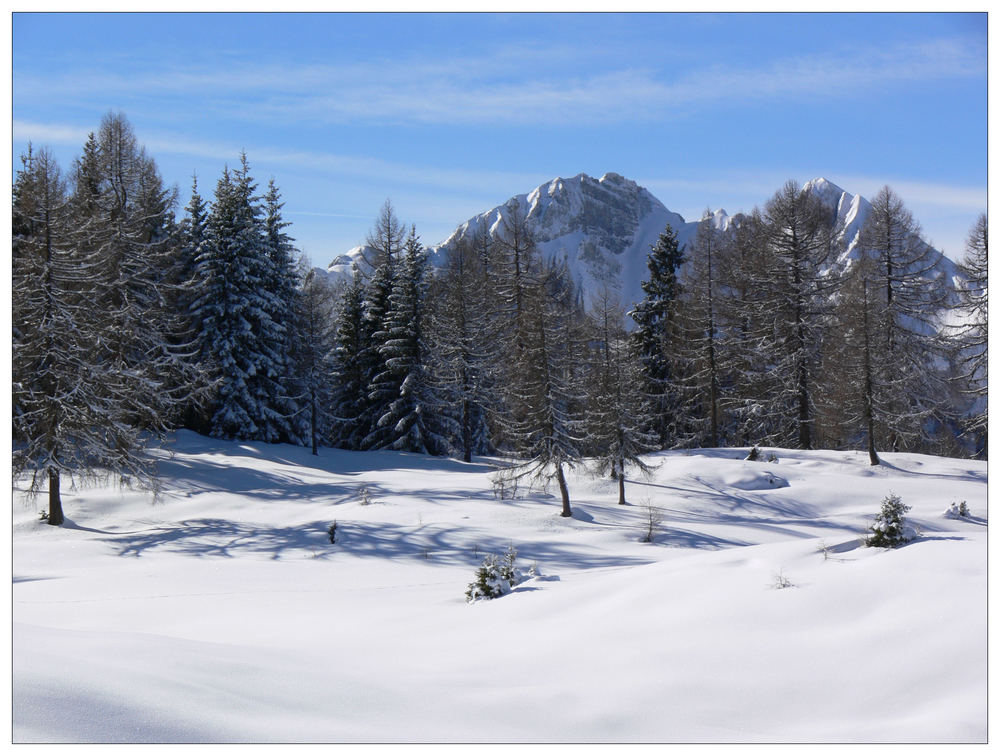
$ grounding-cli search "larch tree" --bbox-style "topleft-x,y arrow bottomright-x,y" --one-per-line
498,262 -> 587,517
13,146 -> 99,525
851,185 -> 949,452
75,112 -> 190,433
424,236 -> 495,461
758,181 -> 837,449
951,213 -> 988,454
293,267 -> 339,455
586,285 -> 658,505
676,212 -> 727,447
713,209 -> 784,447
13,136 -> 175,526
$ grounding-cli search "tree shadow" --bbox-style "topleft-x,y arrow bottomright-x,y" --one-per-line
103,516 -> 656,572
876,459 -> 988,483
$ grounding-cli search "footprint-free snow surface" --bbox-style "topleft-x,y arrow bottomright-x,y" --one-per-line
13,432 -> 987,743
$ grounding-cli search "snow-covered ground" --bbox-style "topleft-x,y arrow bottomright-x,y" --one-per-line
12,432 -> 987,743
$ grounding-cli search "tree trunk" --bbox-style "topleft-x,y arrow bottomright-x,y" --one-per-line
47,467 -> 64,526
617,461 -> 626,506
556,462 -> 572,517
861,281 -> 880,466
461,397 -> 472,463
311,390 -> 318,456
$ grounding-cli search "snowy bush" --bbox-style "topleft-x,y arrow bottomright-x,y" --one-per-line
466,545 -> 526,602
944,501 -> 970,519
865,493 -> 912,548
771,570 -> 795,589
640,500 -> 663,543
328,521 -> 337,544
359,486 -> 372,506
745,447 -> 779,464
491,468 -> 519,501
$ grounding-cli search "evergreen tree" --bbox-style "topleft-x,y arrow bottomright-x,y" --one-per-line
369,226 -> 445,453
261,176 -> 304,444
196,159 -> 286,441
170,174 -> 214,431
357,227 -> 400,449
329,266 -> 369,449
629,223 -> 685,447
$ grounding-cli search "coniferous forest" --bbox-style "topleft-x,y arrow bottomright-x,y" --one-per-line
13,113 -> 988,526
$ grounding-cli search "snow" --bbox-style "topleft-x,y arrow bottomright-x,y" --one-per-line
13,432 -> 986,743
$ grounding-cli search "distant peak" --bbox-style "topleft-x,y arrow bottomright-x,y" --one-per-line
803,176 -> 848,197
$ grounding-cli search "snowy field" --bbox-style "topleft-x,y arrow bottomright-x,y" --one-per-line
12,431 -> 987,743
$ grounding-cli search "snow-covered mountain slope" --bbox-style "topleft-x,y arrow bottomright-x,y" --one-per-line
430,172 -> 693,310
322,173 -> 961,312
13,432 -> 987,742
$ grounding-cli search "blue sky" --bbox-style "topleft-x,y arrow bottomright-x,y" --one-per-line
12,12 -> 987,265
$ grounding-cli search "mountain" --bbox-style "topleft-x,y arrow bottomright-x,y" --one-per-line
428,172 -> 694,310
321,172 -> 962,312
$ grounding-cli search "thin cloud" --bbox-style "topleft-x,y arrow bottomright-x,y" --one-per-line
835,174 -> 986,212
15,35 -> 984,127
12,120 -> 91,146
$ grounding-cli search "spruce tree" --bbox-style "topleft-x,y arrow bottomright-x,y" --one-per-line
170,174 -> 213,431
197,159 -> 287,441
629,223 -> 685,448
329,266 -> 369,449
358,235 -> 399,449
369,226 -> 445,453
261,176 -> 304,444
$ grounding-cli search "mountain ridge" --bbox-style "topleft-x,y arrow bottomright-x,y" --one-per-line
321,172 -> 959,311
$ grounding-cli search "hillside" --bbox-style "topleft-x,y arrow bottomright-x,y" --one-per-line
13,432 -> 987,743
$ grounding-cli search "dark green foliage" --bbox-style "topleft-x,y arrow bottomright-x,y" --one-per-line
630,224 -> 685,447
465,545 -> 522,601
865,493 -> 912,548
